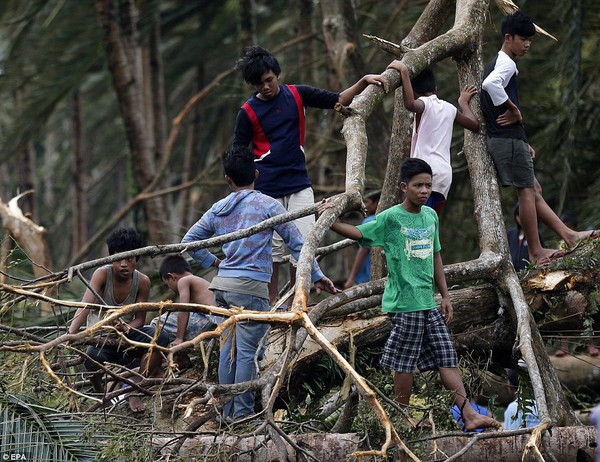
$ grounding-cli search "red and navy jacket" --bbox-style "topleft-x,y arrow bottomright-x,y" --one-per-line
233,84 -> 339,198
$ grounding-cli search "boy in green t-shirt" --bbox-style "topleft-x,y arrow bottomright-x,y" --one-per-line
318,158 -> 500,431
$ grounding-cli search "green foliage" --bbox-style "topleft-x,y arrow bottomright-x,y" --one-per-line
0,393 -> 98,462
94,421 -> 156,462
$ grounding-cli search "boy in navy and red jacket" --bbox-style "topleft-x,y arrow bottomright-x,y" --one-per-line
233,45 -> 387,305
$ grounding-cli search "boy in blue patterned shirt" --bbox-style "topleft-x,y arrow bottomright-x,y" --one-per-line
182,145 -> 339,421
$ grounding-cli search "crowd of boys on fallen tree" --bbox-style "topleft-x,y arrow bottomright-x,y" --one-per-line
68,11 -> 597,430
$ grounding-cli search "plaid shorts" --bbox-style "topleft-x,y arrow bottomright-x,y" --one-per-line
380,309 -> 458,373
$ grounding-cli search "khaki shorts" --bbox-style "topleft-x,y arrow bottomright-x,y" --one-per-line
272,187 -> 315,263
487,137 -> 534,188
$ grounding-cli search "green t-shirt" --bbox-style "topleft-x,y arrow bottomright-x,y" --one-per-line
357,205 -> 441,313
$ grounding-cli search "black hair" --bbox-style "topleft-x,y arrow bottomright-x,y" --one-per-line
401,158 -> 433,184
235,45 -> 281,86
512,204 -> 522,229
159,255 -> 192,279
106,228 -> 144,256
411,67 -> 436,95
501,11 -> 535,39
365,190 -> 381,202
506,368 -> 519,388
222,145 -> 256,187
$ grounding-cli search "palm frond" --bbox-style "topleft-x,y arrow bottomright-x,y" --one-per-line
0,394 -> 98,462
492,0 -> 558,41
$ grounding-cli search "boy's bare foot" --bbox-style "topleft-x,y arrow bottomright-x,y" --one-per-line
463,414 -> 502,432
128,395 -> 146,413
554,349 -> 567,357
567,230 -> 600,249
534,249 -> 567,265
587,345 -> 600,357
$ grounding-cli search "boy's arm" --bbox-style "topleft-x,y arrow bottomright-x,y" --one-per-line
386,60 -> 425,114
233,109 -> 253,147
481,58 -> 522,126
317,200 -> 364,240
68,267 -> 107,334
338,74 -> 388,106
172,277 -> 192,346
126,273 -> 150,330
455,86 -> 480,132
433,252 -> 453,323
344,247 -> 369,289
182,217 -> 220,269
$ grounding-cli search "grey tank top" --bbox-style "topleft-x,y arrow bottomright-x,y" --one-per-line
86,265 -> 139,327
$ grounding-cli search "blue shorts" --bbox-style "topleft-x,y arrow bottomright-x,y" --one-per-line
150,312 -> 216,344
425,192 -> 447,216
380,309 -> 458,373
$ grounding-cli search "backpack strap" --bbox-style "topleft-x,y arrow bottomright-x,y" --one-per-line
241,101 -> 269,158
287,85 -> 305,147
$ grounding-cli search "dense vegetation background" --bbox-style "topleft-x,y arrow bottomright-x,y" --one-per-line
1,0 -> 598,282
1,2 -> 599,459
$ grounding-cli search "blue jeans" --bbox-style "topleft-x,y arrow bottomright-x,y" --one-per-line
213,290 -> 270,419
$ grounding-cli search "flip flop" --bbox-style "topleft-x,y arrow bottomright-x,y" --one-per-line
570,229 -> 600,252
537,249 -> 567,265
587,230 -> 600,240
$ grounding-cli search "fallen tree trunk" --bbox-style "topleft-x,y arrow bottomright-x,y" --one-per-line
264,247 -> 600,376
155,433 -> 361,461
154,426 -> 597,462
423,426 -> 597,462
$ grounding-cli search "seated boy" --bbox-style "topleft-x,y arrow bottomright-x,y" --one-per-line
181,145 -> 339,422
68,227 -> 168,412
151,255 -> 216,368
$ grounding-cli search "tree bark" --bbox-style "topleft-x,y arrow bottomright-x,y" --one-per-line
71,89 -> 87,257
0,193 -> 52,279
424,426 -> 596,462
320,0 -> 390,174
94,0 -> 170,244
156,433 -> 361,461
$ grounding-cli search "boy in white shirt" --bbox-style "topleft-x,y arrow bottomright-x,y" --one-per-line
481,11 -> 598,264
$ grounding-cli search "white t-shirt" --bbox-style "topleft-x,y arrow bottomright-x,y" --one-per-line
481,50 -> 518,107
411,94 -> 457,198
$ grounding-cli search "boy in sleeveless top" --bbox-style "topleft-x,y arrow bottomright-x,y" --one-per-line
386,60 -> 479,216
68,228 -> 168,412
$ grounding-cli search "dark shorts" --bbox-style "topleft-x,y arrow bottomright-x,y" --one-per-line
425,191 -> 447,216
85,325 -> 169,370
487,137 -> 534,188
380,309 -> 458,373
